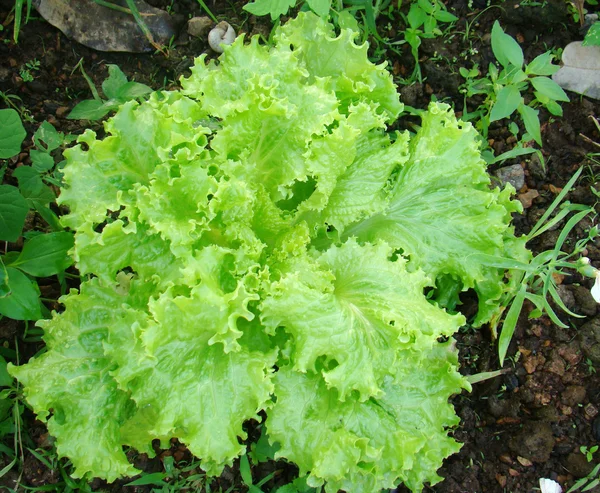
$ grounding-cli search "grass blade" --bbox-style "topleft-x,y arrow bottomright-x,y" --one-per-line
527,167 -> 583,239
499,288 -> 526,365
195,0 -> 218,22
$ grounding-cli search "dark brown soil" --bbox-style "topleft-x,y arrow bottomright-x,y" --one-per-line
1,0 -> 599,492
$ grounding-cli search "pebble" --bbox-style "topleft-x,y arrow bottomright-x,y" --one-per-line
518,189 -> 539,208
585,403 -> 598,420
187,16 -> 213,37
493,163 -> 525,191
544,355 -> 566,377
56,106 -> 70,118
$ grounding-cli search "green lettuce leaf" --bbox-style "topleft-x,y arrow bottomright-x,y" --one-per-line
268,342 -> 470,493
7,279 -> 140,481
343,103 -> 530,324
261,239 -> 464,401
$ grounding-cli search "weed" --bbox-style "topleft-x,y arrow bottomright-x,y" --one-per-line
459,22 -> 569,154
67,60 -> 152,121
18,59 -> 39,83
474,166 -> 598,364
586,358 -> 597,375
399,0 -> 458,81
0,110 -> 75,322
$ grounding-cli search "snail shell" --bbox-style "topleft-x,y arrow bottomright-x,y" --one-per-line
208,21 -> 236,53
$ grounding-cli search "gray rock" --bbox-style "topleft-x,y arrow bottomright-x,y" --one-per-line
494,164 -> 525,191
553,42 -> 600,100
187,16 -> 213,38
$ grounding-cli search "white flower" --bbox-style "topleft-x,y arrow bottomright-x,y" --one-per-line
539,478 -> 562,493
592,270 -> 600,304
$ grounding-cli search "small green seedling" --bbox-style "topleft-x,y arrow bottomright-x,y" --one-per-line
18,59 -> 39,82
460,21 -> 569,148
581,445 -> 598,462
68,62 -> 152,121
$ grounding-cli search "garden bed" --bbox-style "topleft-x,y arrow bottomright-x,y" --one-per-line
0,0 -> 599,492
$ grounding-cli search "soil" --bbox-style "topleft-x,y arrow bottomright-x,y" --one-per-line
0,0 -> 599,492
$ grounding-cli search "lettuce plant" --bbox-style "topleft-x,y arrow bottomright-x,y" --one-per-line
9,12 -> 529,492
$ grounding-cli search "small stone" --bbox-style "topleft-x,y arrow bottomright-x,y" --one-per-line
399,84 -> 423,107
494,164 -> 525,190
518,189 -> 539,208
544,356 -> 566,377
585,403 -> 598,420
187,16 -> 213,37
517,456 -> 533,467
524,353 -> 546,374
558,343 -> 583,366
561,405 -> 573,416
561,385 -> 586,407
56,106 -> 70,118
496,474 -> 507,487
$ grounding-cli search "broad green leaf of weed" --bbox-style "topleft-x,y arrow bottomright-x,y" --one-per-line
67,99 -> 112,120
9,232 -> 74,277
13,166 -> 54,209
0,356 -> 12,387
407,3 -> 427,29
306,0 -> 330,18
33,121 -> 62,152
583,22 -> 600,46
243,0 -> 296,20
0,109 -> 26,159
530,77 -> 570,102
543,99 -> 563,117
0,267 -> 41,320
115,81 -> 152,100
30,150 -> 54,172
0,258 -> 8,298
0,185 -> 28,242
490,85 -> 522,122
518,103 -> 542,146
102,65 -> 129,100
526,52 -> 559,76
491,21 -> 524,68
434,9 -> 458,23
